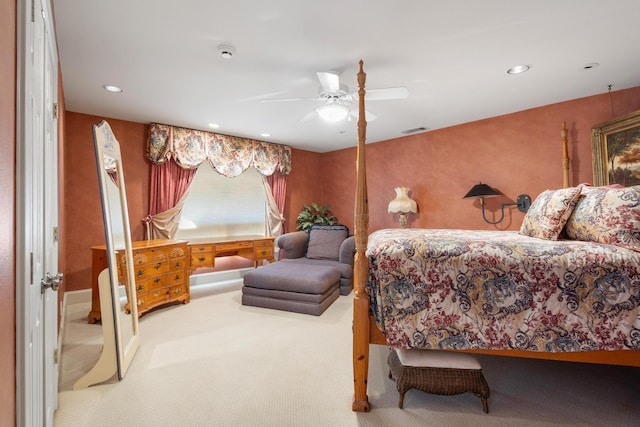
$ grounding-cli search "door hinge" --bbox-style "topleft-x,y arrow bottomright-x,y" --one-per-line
53,226 -> 59,242
54,348 -> 59,364
53,103 -> 58,119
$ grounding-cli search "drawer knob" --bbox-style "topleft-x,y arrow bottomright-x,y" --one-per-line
136,284 -> 144,292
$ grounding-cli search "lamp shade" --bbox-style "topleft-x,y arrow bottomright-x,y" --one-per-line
388,187 -> 417,214
463,183 -> 500,199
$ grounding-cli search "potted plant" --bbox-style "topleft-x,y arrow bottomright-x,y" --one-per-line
296,203 -> 337,232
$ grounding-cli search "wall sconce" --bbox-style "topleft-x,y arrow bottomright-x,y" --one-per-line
463,183 -> 531,225
388,187 -> 417,228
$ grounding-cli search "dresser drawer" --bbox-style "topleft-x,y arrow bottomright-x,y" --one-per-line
169,283 -> 189,298
136,288 -> 170,309
164,271 -> 186,286
133,262 -> 164,281
133,249 -> 168,266
254,239 -> 274,248
166,257 -> 187,273
191,245 -> 213,255
216,241 -> 252,251
167,245 -> 187,259
133,278 -> 152,295
254,246 -> 274,259
191,252 -> 214,269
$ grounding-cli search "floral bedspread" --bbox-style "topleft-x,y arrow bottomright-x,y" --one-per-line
366,229 -> 640,352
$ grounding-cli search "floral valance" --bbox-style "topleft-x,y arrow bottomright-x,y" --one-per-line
146,123 -> 292,177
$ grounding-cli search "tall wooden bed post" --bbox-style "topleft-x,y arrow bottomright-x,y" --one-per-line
352,60 -> 372,412
562,121 -> 570,187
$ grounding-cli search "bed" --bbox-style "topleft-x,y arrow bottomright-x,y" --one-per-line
351,61 -> 640,412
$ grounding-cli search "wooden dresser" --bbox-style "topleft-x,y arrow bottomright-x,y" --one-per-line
89,239 -> 190,323
189,236 -> 275,273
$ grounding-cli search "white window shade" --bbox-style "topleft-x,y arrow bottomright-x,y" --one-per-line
174,165 -> 266,240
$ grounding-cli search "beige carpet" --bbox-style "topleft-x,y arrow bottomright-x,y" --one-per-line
55,282 -> 640,427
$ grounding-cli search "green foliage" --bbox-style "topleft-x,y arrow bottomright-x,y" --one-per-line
296,203 -> 337,232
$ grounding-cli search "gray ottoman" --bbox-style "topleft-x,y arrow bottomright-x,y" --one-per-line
241,262 -> 341,316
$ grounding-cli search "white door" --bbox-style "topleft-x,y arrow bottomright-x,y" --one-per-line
16,0 -> 60,425
42,0 -> 60,422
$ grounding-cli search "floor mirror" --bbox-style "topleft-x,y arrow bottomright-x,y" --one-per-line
74,120 -> 140,389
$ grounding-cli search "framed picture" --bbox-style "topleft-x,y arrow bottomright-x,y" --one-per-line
591,109 -> 640,186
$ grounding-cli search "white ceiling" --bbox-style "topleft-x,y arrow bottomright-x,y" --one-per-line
53,0 -> 640,153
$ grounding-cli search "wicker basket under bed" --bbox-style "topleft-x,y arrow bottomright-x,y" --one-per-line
387,349 -> 490,413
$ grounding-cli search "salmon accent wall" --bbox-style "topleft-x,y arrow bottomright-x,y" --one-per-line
0,0 -> 16,423
283,148 -> 324,233
63,113 -> 150,291
63,88 -> 640,292
320,87 -> 640,233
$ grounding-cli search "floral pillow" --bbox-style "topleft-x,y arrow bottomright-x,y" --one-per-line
519,186 -> 582,240
564,185 -> 640,249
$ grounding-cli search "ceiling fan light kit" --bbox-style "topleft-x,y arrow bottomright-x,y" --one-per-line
317,104 -> 350,122
262,69 -> 408,123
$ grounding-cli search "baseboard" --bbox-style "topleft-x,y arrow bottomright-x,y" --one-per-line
189,267 -> 252,286
188,267 -> 251,298
63,289 -> 91,305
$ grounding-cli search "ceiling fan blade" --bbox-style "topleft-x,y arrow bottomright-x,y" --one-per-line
260,97 -> 307,103
350,109 -> 377,122
316,71 -> 340,93
365,86 -> 409,100
299,109 -> 318,123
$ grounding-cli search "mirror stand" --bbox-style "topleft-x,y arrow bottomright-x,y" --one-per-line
73,269 -> 118,389
74,120 -> 140,389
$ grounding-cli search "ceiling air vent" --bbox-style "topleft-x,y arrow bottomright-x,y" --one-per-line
401,126 -> 429,135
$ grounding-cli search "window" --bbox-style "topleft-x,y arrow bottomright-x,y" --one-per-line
174,165 -> 266,240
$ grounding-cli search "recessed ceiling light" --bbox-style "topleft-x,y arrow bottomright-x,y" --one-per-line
208,123 -> 220,129
103,85 -> 123,93
506,65 -> 530,75
260,133 -> 271,138
217,45 -> 236,59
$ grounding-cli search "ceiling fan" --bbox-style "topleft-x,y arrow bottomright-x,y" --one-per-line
261,70 -> 409,122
